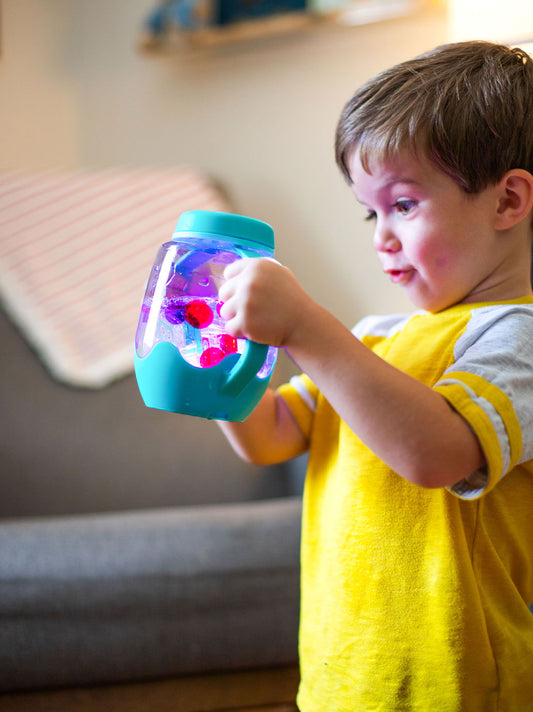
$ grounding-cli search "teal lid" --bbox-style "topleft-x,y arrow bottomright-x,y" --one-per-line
173,210 -> 274,251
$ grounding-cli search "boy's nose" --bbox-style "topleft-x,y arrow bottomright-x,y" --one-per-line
373,222 -> 401,253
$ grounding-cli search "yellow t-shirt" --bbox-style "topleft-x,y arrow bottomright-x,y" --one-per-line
279,299 -> 533,712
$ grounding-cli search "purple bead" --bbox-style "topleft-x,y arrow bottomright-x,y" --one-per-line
163,298 -> 187,325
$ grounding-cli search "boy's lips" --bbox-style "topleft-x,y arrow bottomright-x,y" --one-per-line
385,267 -> 415,284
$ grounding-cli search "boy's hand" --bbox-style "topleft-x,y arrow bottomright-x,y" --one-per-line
219,258 -> 310,348
216,258 -> 311,466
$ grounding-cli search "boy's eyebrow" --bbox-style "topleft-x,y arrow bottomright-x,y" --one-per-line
382,177 -> 421,190
353,176 -> 422,204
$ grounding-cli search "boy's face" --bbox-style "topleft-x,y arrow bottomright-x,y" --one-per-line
348,148 -> 508,313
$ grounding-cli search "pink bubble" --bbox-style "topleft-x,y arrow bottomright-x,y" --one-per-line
200,347 -> 225,368
219,334 -> 237,354
185,300 -> 214,329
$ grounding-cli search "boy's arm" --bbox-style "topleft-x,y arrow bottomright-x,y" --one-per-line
217,386 -> 308,465
219,258 -> 485,490
285,299 -> 485,489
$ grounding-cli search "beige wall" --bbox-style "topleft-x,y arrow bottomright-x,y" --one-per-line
449,0 -> 533,43
1,0 -> 449,325
0,1 -> 79,168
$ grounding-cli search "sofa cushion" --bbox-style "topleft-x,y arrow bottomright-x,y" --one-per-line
0,498 -> 301,691
0,309 -> 300,518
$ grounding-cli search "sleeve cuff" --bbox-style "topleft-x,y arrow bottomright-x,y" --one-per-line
435,371 -> 522,499
277,375 -> 317,440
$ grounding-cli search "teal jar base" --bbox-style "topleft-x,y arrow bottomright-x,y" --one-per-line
134,342 -> 273,422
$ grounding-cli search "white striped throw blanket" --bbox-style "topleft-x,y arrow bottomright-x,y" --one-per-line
0,167 -> 231,387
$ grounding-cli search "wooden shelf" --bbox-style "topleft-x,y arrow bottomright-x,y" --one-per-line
137,0 -> 442,54
139,11 -> 322,53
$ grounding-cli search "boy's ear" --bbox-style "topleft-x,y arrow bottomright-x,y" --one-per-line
494,169 -> 533,231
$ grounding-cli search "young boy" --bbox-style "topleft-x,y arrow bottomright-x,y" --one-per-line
217,41 -> 533,710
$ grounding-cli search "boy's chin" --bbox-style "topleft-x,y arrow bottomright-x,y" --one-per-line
405,290 -> 456,314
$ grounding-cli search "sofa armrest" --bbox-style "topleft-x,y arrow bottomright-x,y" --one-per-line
0,497 -> 302,692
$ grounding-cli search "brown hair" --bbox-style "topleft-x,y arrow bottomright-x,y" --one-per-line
335,41 -> 533,194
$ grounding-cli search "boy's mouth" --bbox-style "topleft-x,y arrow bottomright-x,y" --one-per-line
386,268 -> 415,284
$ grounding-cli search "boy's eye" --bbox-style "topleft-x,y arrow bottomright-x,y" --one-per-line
364,210 -> 377,222
394,199 -> 416,215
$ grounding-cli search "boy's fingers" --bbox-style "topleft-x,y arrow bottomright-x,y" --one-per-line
218,299 -> 234,321
223,258 -> 249,280
224,256 -> 280,281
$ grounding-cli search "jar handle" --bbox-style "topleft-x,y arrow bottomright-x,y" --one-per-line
221,340 -> 269,396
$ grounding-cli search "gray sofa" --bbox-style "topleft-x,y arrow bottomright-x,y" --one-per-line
0,309 -> 304,692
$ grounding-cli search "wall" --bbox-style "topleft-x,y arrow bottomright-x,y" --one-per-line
449,0 -> 533,43
0,1 -> 79,169
1,0 -> 448,328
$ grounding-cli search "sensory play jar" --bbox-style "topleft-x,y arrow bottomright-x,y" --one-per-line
134,210 -> 277,421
